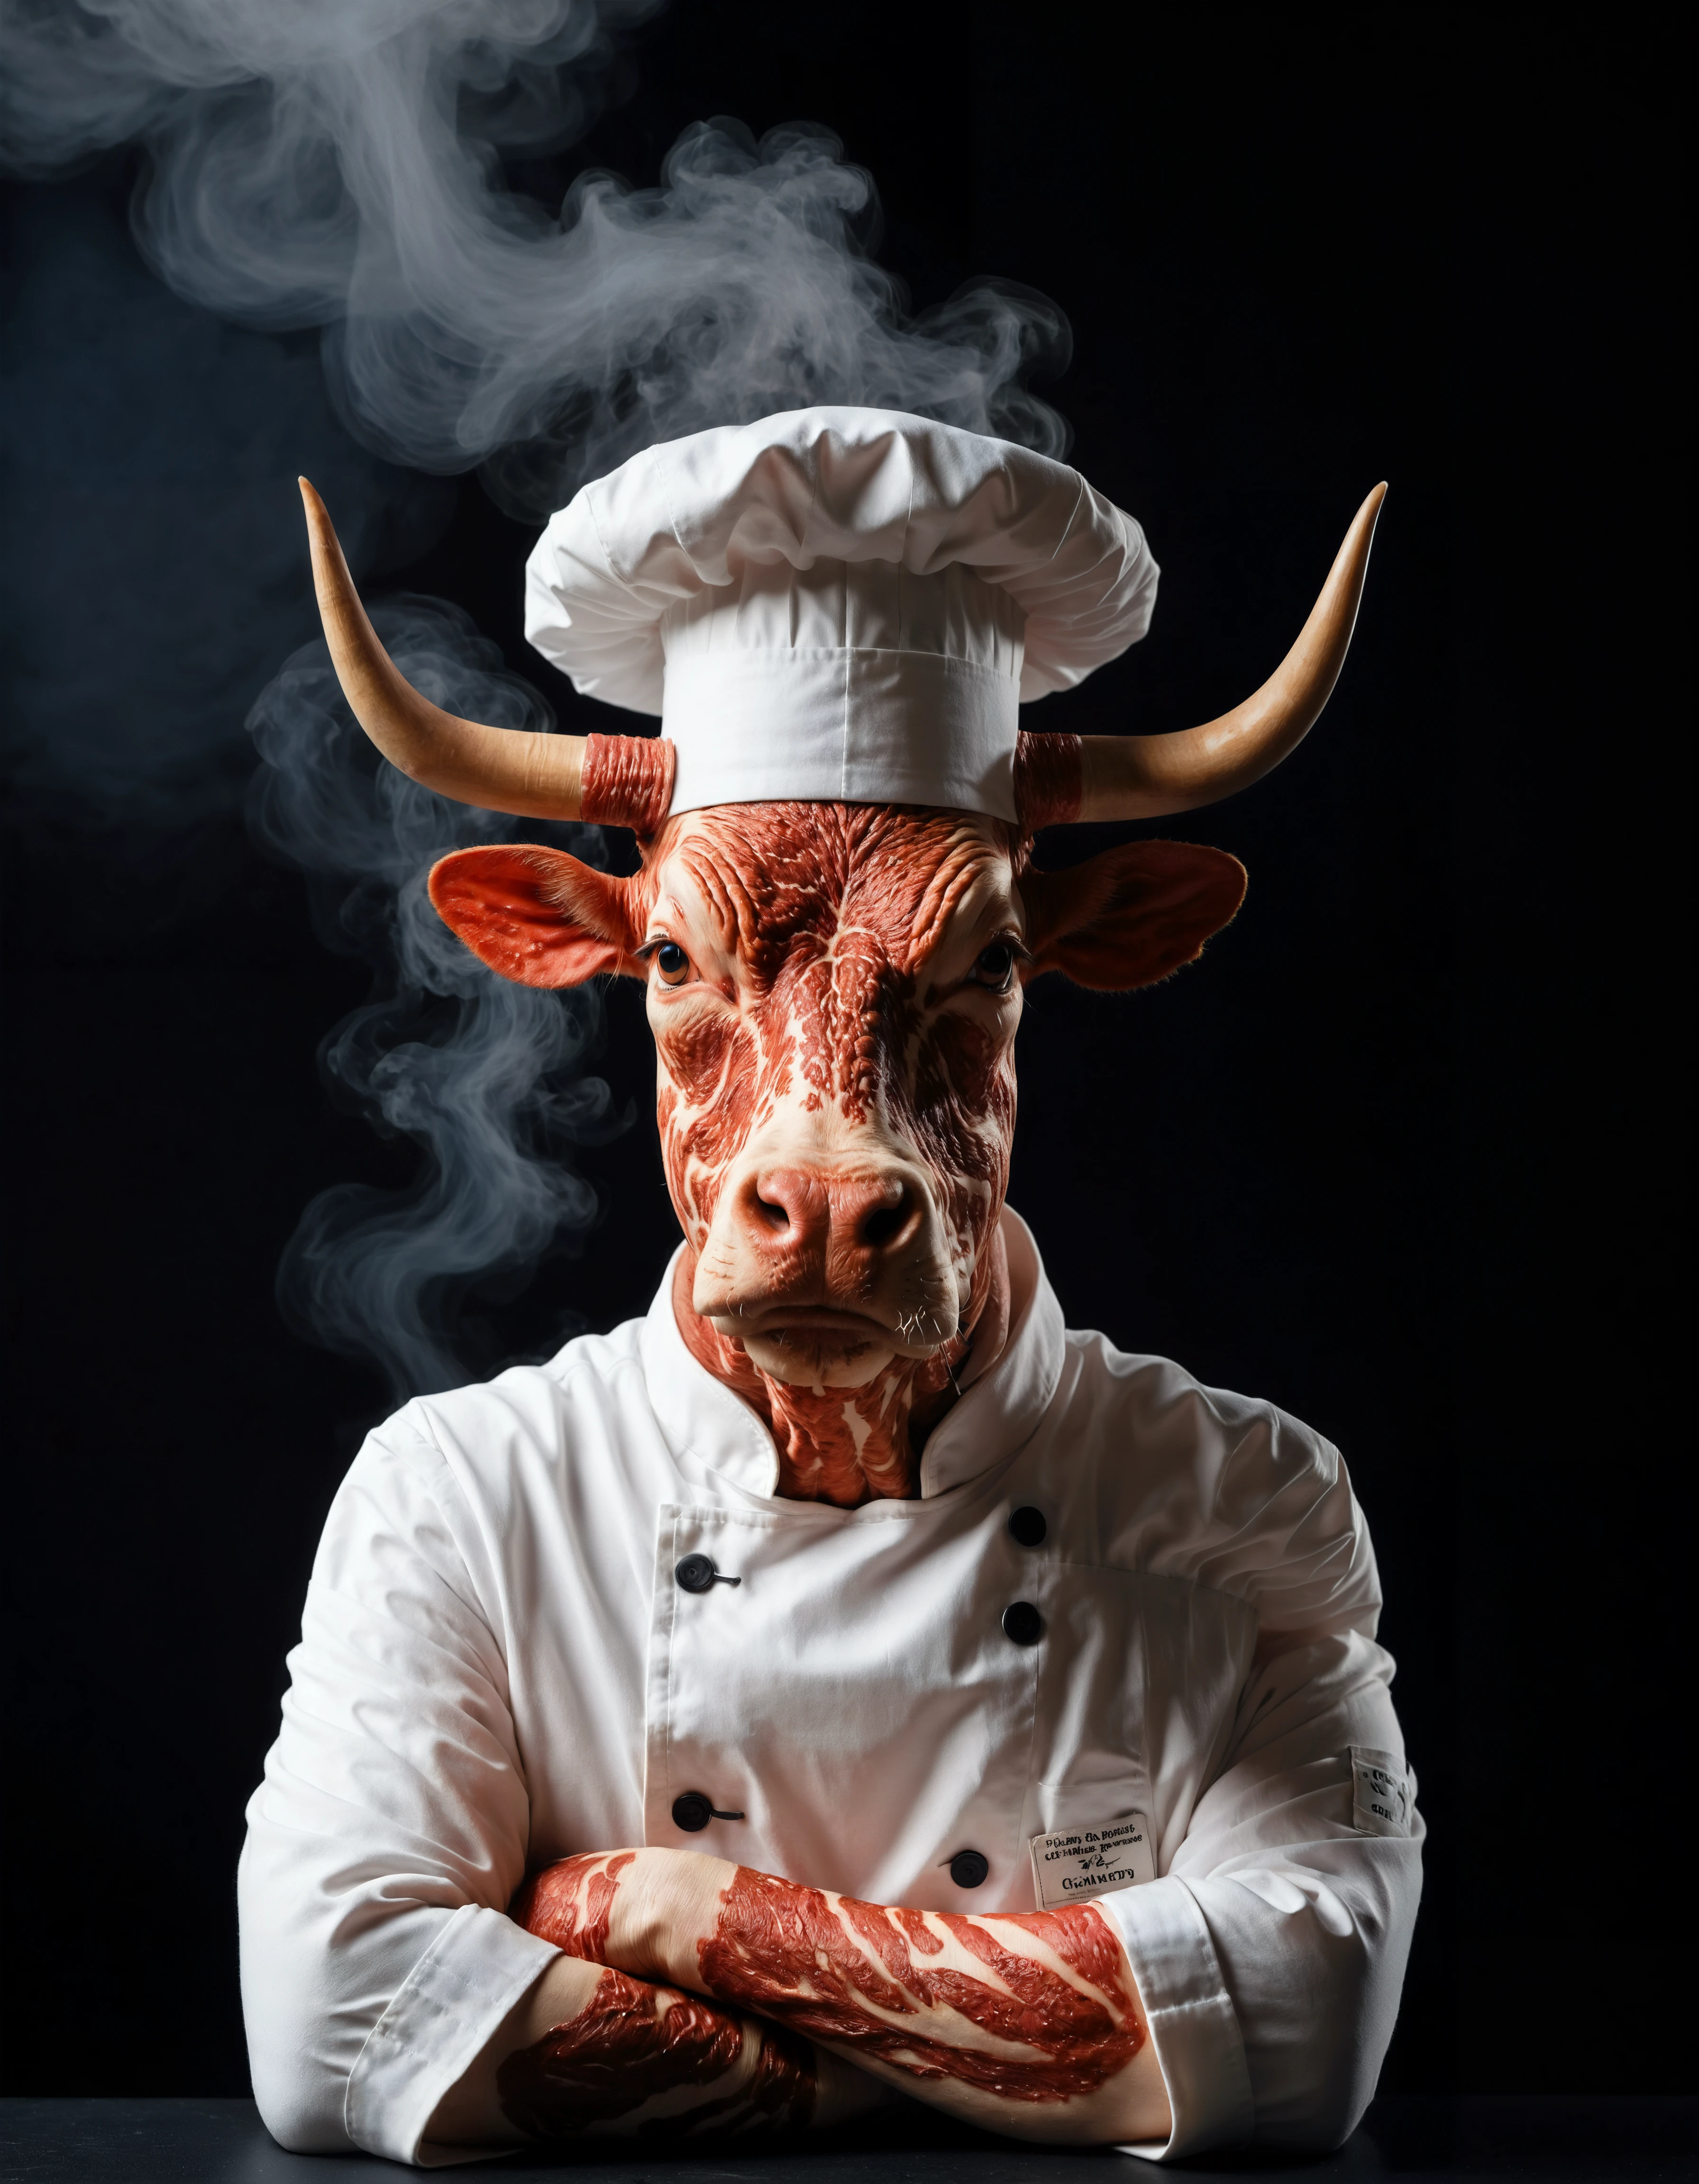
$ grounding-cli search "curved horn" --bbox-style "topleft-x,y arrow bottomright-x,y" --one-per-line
297,478 -> 673,831
1077,482 -> 1388,822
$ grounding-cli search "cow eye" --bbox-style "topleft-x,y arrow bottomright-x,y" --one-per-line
654,941 -> 690,986
969,941 -> 1016,993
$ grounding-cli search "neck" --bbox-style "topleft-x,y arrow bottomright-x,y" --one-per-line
671,1227 -> 1013,1506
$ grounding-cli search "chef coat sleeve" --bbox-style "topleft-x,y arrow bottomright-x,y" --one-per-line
1094,1441 -> 1422,2163
237,1414 -> 560,2165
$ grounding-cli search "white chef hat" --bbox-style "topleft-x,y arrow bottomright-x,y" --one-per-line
524,406 -> 1158,821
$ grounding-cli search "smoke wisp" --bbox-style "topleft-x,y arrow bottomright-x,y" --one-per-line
4,0 -> 1069,518
247,596 -> 621,1399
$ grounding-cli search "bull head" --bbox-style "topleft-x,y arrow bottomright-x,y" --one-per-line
299,477 -> 1382,1502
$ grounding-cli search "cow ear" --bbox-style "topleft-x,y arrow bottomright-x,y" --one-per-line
429,845 -> 644,987
1020,841 -> 1246,992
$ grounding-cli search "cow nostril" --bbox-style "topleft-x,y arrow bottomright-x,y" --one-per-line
859,1192 -> 912,1251
755,1193 -> 790,1231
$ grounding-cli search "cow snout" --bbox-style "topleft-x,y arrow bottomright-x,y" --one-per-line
739,1165 -> 924,1278
697,1143 -> 958,1381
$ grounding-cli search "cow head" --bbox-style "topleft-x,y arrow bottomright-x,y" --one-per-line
298,477 -> 1382,1500
424,799 -> 1242,1389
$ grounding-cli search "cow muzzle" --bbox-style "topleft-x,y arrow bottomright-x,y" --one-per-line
692,1151 -> 962,1387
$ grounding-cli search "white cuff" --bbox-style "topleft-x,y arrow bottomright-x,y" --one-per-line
1095,1877 -> 1256,2162
344,1904 -> 560,2166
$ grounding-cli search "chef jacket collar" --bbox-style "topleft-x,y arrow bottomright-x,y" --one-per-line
637,1206 -> 1065,1503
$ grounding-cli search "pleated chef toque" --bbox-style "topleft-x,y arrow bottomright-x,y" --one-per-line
524,406 -> 1159,821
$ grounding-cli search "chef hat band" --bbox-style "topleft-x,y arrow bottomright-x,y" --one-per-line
524,406 -> 1159,821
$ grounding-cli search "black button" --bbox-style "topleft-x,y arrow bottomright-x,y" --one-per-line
1002,1600 -> 1043,1647
671,1790 -> 745,1832
1008,1506 -> 1047,1547
949,1849 -> 989,1889
674,1554 -> 740,1592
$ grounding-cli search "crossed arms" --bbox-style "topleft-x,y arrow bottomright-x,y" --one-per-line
240,1422 -> 1419,2160
428,1847 -> 1172,2148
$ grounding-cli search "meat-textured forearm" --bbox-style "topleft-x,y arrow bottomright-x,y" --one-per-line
504,1864 -> 818,2139
700,1865 -> 1143,2102
495,1963 -> 815,2138
516,1850 -> 1160,2137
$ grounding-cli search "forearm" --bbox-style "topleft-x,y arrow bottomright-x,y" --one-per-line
427,1946 -> 881,2148
519,1850 -> 1171,2144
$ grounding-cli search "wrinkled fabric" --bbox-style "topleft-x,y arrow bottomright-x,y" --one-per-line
523,407 -> 1158,819
239,1210 -> 1419,2165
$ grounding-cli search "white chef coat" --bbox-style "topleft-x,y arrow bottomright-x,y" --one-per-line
238,1210 -> 1421,2166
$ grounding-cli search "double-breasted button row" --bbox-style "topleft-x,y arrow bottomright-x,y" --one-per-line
952,1504 -> 1048,1886
1003,1507 -> 1046,1645
671,1523 -> 1041,1849
671,1563 -> 743,1831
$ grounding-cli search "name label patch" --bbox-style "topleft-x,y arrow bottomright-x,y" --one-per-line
1351,1746 -> 1412,1837
1028,1814 -> 1157,1908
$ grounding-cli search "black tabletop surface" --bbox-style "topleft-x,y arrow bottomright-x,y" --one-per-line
0,2099 -> 1692,2183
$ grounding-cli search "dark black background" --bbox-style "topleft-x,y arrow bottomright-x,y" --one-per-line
2,2 -> 1690,2107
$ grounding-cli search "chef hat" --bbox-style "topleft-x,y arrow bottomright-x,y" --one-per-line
523,407 -> 1158,822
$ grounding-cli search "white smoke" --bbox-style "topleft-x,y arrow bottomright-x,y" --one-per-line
3,0 -> 1069,517
247,598 -> 620,1398
2,0 -> 1071,1397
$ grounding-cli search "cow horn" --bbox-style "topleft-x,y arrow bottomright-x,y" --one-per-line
1076,482 -> 1388,821
297,479 -> 673,832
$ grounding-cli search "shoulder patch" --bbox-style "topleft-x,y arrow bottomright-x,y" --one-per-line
1351,1745 -> 1412,1836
